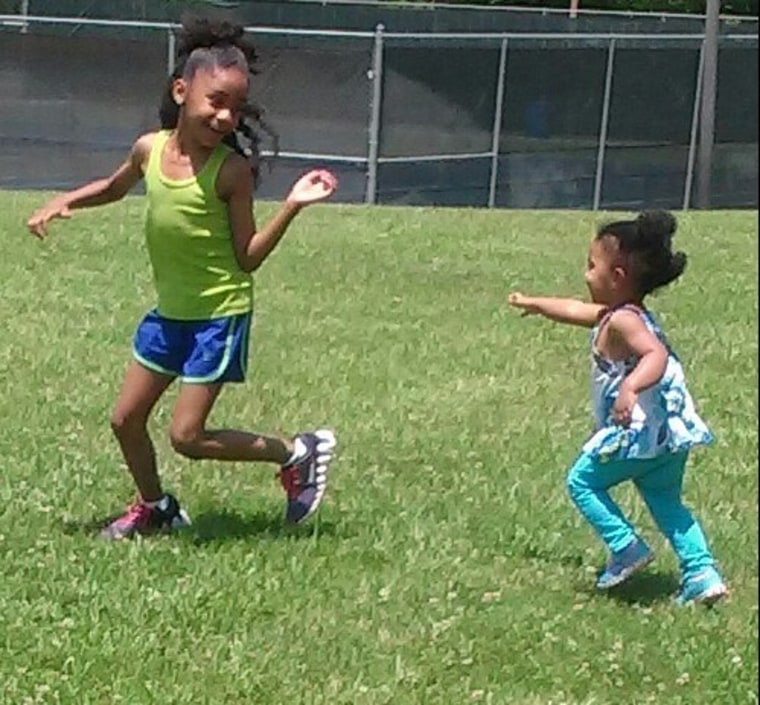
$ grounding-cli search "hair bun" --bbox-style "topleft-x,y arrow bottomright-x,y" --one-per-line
636,210 -> 677,240
669,250 -> 688,277
177,13 -> 246,56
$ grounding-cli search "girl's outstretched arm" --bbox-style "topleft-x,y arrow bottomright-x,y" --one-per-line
221,155 -> 337,273
27,134 -> 152,239
508,292 -> 604,328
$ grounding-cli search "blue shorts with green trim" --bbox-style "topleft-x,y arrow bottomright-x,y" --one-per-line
132,309 -> 252,384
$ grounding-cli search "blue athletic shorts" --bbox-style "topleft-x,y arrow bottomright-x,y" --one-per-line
132,309 -> 252,384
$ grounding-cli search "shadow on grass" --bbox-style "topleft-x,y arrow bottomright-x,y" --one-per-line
517,543 -> 681,606
61,508 -> 340,545
187,509 -> 340,545
520,544 -> 586,568
62,513 -> 123,537
597,570 -> 681,606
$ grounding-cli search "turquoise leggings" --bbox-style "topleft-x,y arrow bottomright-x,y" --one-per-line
566,450 -> 716,581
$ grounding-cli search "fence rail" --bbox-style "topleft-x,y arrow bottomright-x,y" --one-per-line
3,13 -> 759,39
0,13 -> 757,210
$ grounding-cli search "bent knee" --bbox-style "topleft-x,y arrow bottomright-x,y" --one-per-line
169,424 -> 204,458
566,469 -> 581,498
566,457 -> 591,498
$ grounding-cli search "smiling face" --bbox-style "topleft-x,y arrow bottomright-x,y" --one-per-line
172,63 -> 249,149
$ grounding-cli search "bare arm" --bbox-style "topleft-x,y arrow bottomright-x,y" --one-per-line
610,310 -> 668,393
607,309 -> 669,425
508,292 -> 605,328
220,156 -> 337,273
27,133 -> 152,239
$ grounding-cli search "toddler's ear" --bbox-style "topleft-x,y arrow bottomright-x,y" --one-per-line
612,265 -> 628,287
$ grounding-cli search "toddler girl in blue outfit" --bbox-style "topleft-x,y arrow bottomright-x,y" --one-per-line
509,211 -> 727,606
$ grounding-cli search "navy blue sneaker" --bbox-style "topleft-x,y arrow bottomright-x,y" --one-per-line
279,429 -> 336,524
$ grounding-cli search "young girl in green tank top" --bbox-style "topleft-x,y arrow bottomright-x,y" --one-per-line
27,14 -> 338,539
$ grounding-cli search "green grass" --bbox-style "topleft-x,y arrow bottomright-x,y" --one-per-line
0,192 -> 757,705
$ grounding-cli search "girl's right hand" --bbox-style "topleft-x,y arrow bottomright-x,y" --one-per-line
27,201 -> 72,239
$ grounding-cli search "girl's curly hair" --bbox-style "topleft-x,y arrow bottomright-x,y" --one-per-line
158,12 -> 278,188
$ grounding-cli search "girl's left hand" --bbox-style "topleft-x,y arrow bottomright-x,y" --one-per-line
286,169 -> 338,205
613,384 -> 638,426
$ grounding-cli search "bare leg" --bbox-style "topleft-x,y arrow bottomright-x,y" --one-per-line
110,362 -> 175,502
169,383 -> 293,464
169,382 -> 336,525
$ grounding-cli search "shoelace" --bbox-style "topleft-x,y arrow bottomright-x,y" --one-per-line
112,502 -> 153,528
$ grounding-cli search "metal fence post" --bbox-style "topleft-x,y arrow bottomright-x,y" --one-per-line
697,0 -> 720,209
365,23 -> 384,205
488,38 -> 508,209
683,41 -> 706,211
167,27 -> 176,75
20,0 -> 29,33
593,38 -> 616,211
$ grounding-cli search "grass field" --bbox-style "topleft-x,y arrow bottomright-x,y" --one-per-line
0,192 -> 757,705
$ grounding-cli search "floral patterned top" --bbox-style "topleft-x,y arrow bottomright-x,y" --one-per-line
582,304 -> 713,462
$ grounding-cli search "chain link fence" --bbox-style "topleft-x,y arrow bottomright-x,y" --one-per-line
0,12 -> 757,209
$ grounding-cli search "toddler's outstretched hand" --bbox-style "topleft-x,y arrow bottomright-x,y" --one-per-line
27,200 -> 72,239
286,169 -> 338,206
508,292 -> 538,316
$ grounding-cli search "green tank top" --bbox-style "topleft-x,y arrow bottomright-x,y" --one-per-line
143,130 -> 253,320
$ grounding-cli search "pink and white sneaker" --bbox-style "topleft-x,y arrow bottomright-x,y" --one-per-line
100,494 -> 191,540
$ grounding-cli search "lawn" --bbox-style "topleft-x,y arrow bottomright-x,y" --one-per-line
0,192 -> 757,705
